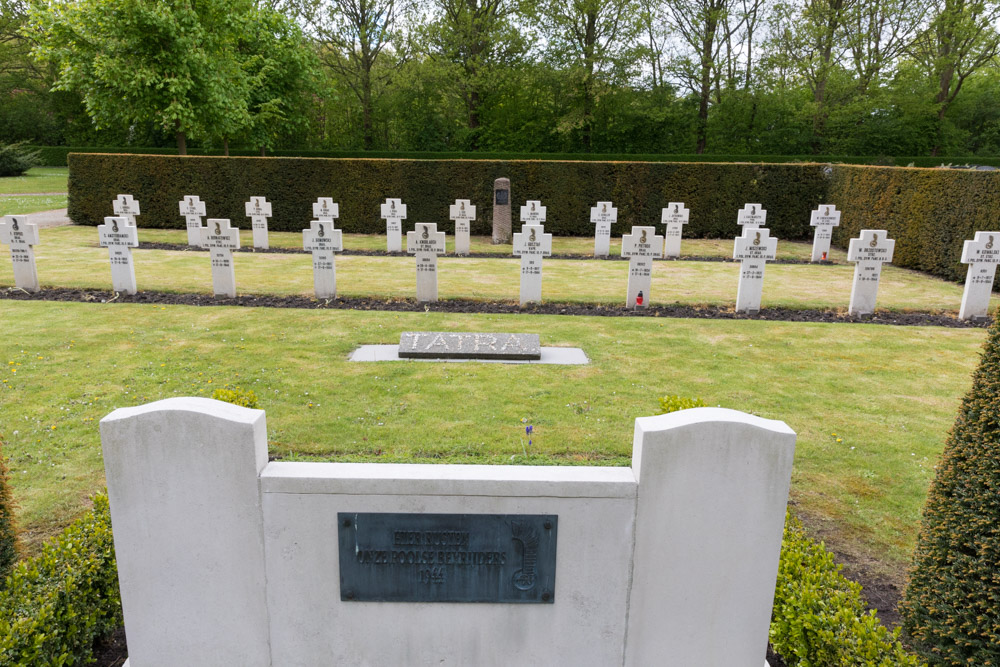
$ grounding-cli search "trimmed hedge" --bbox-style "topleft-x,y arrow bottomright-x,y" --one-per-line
0,494 -> 121,665
67,153 -> 830,239
771,515 -> 925,666
902,318 -> 1000,666
0,439 -> 17,584
829,166 -> 1000,283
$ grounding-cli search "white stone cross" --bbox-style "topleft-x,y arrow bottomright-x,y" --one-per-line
406,222 -> 446,302
303,219 -> 344,299
621,226 -> 664,308
733,227 -> 778,313
736,203 -> 766,230
512,222 -> 553,305
245,197 -> 272,250
660,202 -> 690,258
847,230 -> 895,316
113,194 -> 140,226
520,200 -> 547,225
590,201 -> 618,257
199,219 -> 241,297
959,231 -> 1000,320
809,204 -> 841,262
449,199 -> 476,256
179,195 -> 207,246
381,198 -> 407,252
313,198 -> 339,223
0,215 -> 40,292
98,216 -> 139,294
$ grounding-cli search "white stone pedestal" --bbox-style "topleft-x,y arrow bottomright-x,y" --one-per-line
622,226 -> 664,308
809,205 -> 840,262
303,219 -> 344,299
98,216 -> 139,294
200,219 -> 241,297
847,230 -> 895,316
382,198 -> 407,253
407,223 -> 446,302
450,199 -> 476,256
0,215 -> 40,292
661,202 -> 690,258
959,231 -> 1000,320
513,223 -> 552,305
733,228 -> 778,313
591,201 -> 617,257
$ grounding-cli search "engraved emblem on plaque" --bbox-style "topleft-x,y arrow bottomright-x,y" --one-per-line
511,522 -> 539,591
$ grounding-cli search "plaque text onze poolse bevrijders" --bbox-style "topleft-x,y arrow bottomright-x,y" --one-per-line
339,513 -> 557,603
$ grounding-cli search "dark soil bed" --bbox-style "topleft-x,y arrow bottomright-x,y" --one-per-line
3,287 -> 985,328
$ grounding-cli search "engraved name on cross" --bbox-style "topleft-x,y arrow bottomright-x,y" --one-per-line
809,204 -> 840,262
590,201 -> 617,257
0,215 -> 40,292
660,202 -> 690,258
959,231 -> 1000,320
98,216 -> 139,294
303,219 -> 344,299
621,225 -> 664,308
449,199 -> 476,256
512,222 -> 553,305
313,198 -> 339,224
736,203 -> 766,230
520,200 -> 547,225
179,195 -> 207,246
113,194 -> 140,226
406,223 -> 446,302
847,230 -> 895,316
733,227 -> 778,313
245,197 -> 272,250
199,219 -> 241,297
381,198 -> 407,252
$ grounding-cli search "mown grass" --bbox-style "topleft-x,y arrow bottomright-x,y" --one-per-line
1,226 -> 988,314
0,167 -> 69,195
0,195 -> 68,216
0,301 -> 983,574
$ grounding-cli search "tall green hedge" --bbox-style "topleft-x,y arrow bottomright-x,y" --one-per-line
829,166 -> 1000,283
0,438 -> 17,584
67,153 -> 830,239
901,318 -> 1000,666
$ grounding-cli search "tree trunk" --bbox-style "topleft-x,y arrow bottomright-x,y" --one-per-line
581,10 -> 598,152
176,130 -> 187,155
223,138 -> 230,157
696,18 -> 717,155
260,146 -> 266,157
362,67 -> 374,150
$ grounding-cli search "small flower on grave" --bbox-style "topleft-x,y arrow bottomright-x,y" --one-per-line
836,438 -> 842,443
521,417 -> 527,423
526,424 -> 533,447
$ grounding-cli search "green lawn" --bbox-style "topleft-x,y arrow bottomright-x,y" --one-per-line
0,300 -> 984,580
0,167 -> 69,194
0,195 -> 67,216
1,226 -> 989,314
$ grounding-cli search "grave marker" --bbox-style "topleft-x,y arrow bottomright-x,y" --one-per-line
179,195 -> 207,246
733,227 -> 778,313
520,200 -> 546,225
0,215 -> 40,292
809,204 -> 840,262
199,219 -> 240,297
399,332 -> 541,360
113,194 -> 140,226
959,231 -> 1000,320
303,219 -> 344,299
406,222 -> 446,302
847,229 -> 894,316
492,178 -> 511,244
736,203 -> 766,230
660,202 -> 690,258
245,197 -> 272,250
449,199 -> 476,256
590,201 -> 618,257
621,226 -> 664,308
381,198 -> 407,252
512,222 -> 552,305
313,198 -> 339,223
98,216 -> 139,294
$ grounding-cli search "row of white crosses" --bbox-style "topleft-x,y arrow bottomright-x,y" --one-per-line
381,197 -> 478,256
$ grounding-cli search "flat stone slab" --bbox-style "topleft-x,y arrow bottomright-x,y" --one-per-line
399,331 -> 540,360
351,345 -> 588,365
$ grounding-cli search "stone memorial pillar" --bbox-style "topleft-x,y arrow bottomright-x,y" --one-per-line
303,219 -> 344,299
0,215 -> 40,292
492,178 -> 511,244
733,227 -> 778,313
313,197 -> 339,225
520,199 -> 547,226
512,222 -> 553,305
179,195 -> 207,246
406,223 -> 446,302
113,194 -> 140,226
847,229 -> 895,316
737,203 -> 766,230
590,201 -> 617,258
450,199 -> 476,256
98,216 -> 139,294
621,226 -> 664,308
809,204 -> 840,262
959,231 -> 1000,320
661,202 -> 690,258
381,198 -> 407,252
200,219 -> 241,297
245,197 -> 272,250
